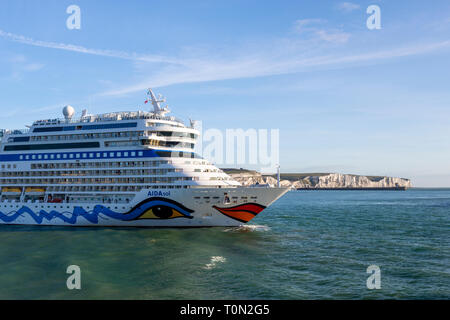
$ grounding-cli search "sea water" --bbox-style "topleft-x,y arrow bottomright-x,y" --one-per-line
0,189 -> 448,299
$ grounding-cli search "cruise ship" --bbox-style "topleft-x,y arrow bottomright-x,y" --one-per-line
0,90 -> 288,227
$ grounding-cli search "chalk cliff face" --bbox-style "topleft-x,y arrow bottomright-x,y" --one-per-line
226,171 -> 412,189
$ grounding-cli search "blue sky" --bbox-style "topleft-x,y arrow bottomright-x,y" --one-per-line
0,0 -> 449,186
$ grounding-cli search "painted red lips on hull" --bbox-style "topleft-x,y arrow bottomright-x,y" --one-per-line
212,203 -> 267,223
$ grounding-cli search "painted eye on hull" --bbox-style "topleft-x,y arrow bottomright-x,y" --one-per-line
122,197 -> 194,220
140,205 -> 188,219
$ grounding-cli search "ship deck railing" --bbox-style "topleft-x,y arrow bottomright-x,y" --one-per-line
30,111 -> 186,127
3,112 -> 189,135
0,129 -> 30,135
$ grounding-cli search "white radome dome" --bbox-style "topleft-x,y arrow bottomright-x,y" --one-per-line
63,105 -> 75,119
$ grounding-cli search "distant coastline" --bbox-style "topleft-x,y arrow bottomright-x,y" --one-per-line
222,168 -> 412,190
295,187 -> 408,191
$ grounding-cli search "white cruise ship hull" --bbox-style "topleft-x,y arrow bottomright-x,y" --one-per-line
0,187 -> 289,227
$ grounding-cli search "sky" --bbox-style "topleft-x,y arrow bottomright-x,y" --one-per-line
0,0 -> 449,187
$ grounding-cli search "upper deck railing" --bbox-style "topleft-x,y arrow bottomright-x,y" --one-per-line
0,129 -> 30,136
31,111 -> 186,127
0,110 -> 196,137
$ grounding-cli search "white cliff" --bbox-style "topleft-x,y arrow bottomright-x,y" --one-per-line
224,170 -> 411,189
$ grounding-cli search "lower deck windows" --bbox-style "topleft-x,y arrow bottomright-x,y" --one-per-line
4,142 -> 100,151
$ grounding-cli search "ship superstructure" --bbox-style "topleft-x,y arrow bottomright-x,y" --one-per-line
0,90 -> 288,227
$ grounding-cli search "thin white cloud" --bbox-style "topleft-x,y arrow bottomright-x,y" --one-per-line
5,54 -> 45,80
293,19 -> 351,44
100,39 -> 450,96
0,103 -> 63,119
315,29 -> 351,44
0,29 -> 184,65
337,2 -> 361,12
21,63 -> 44,72
293,19 -> 325,33
10,54 -> 27,63
1,28 -> 450,99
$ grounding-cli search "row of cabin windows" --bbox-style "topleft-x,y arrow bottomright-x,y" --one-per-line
30,160 -> 171,169
9,131 -> 144,143
1,169 -> 176,177
0,176 -> 197,184
32,122 -> 137,132
105,141 -> 140,147
18,151 -> 144,160
45,185 -> 188,191
4,142 -> 100,151
1,164 -> 17,169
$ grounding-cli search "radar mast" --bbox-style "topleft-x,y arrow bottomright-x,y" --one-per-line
147,88 -> 170,116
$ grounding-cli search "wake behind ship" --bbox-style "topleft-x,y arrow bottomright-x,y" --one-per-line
0,90 -> 288,227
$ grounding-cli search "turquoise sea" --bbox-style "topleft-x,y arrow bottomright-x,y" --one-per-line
0,189 -> 448,299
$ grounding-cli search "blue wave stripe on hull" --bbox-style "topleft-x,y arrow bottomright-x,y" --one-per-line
0,206 -> 101,224
0,198 -> 194,225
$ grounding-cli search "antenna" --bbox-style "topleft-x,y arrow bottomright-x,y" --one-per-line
147,88 -> 170,116
189,119 -> 198,128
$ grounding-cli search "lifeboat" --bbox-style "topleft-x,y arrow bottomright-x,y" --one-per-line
25,187 -> 46,193
1,187 -> 22,193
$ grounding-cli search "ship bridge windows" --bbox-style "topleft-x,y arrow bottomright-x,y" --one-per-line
141,139 -> 194,149
147,122 -> 183,128
155,151 -> 202,159
153,131 -> 197,139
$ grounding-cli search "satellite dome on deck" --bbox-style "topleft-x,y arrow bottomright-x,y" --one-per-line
63,105 -> 75,120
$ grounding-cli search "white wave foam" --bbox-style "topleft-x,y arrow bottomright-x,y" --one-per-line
223,224 -> 271,233
203,256 -> 227,270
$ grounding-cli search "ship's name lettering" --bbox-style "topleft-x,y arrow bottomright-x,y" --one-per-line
148,191 -> 171,197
